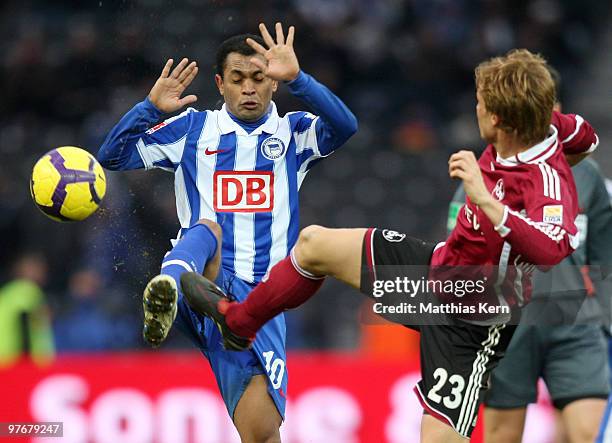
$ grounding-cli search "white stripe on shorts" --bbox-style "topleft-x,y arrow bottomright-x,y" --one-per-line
457,324 -> 504,435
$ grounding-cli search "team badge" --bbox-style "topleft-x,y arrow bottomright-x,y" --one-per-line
261,137 -> 286,160
543,205 -> 563,224
382,230 -> 406,242
492,178 -> 505,200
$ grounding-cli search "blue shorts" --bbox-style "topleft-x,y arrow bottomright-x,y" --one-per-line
173,268 -> 287,420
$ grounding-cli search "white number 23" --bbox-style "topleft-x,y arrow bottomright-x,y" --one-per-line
426,368 -> 466,410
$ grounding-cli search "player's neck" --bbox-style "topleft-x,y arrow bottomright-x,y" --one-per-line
493,133 -> 529,159
227,106 -> 272,134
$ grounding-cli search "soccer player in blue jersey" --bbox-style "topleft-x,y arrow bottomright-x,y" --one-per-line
97,22 -> 357,443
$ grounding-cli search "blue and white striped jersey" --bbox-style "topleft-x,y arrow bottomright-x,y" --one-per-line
98,71 -> 357,283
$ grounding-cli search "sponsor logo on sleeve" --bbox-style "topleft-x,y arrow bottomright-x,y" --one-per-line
543,205 -> 563,224
145,121 -> 167,134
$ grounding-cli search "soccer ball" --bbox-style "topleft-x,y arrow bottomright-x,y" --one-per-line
30,146 -> 107,222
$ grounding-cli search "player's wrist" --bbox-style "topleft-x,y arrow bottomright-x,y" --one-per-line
144,96 -> 165,117
285,70 -> 306,86
479,198 -> 506,231
285,68 -> 301,83
470,190 -> 494,207
475,194 -> 495,207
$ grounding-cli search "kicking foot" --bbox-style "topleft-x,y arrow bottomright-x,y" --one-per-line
180,272 -> 253,351
142,275 -> 178,347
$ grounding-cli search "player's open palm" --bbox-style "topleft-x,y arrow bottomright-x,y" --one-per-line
149,58 -> 198,113
247,23 -> 300,82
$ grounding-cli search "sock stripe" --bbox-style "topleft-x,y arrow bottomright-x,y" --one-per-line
290,248 -> 325,280
161,259 -> 194,273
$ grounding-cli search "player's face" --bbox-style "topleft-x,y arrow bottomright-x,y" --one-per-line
215,53 -> 278,122
476,90 -> 496,143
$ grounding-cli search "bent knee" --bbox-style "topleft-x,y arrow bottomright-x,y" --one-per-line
296,225 -> 328,267
298,224 -> 327,243
238,421 -> 281,443
252,431 -> 281,443
196,218 -> 222,240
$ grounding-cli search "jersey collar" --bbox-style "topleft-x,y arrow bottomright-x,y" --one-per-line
217,102 -> 279,136
495,125 -> 559,166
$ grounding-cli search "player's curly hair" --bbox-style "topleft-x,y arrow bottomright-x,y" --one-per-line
215,34 -> 265,78
475,49 -> 556,145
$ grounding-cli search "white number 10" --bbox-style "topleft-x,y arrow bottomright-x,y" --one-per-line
262,351 -> 285,390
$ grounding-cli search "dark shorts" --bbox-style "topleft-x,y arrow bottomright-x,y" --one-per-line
360,227 -> 515,438
360,228 -> 435,296
485,324 -> 609,410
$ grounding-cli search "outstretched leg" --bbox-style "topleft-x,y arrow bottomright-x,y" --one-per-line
143,219 -> 221,346
180,225 -> 366,346
294,225 -> 367,287
223,225 -> 366,337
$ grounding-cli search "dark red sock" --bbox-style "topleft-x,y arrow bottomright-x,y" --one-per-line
225,254 -> 324,337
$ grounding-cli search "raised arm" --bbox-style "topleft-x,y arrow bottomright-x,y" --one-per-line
449,150 -> 578,267
97,58 -> 199,171
246,23 -> 357,156
552,111 -> 599,166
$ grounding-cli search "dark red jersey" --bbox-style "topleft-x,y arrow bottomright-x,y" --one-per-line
431,112 -> 599,322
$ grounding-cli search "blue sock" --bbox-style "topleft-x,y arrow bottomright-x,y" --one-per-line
160,224 -> 218,299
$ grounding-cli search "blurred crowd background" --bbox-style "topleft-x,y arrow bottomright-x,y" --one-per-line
1,0 -> 611,355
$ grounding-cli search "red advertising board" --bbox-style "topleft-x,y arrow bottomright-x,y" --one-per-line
0,353 -> 555,443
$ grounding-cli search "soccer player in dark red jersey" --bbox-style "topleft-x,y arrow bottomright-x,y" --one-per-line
181,49 -> 599,441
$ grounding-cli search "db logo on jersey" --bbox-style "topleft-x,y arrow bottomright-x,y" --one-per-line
214,171 -> 274,212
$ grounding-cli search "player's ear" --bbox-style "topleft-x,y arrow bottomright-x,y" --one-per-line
272,80 -> 278,93
215,74 -> 224,96
490,113 -> 500,128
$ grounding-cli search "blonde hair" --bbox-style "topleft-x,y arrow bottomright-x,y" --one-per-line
475,49 -> 555,144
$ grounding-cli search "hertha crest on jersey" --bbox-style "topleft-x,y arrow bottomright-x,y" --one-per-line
261,137 -> 287,160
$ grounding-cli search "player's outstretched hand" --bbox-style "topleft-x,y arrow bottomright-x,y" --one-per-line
149,58 -> 198,113
449,150 -> 492,206
246,22 -> 300,82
